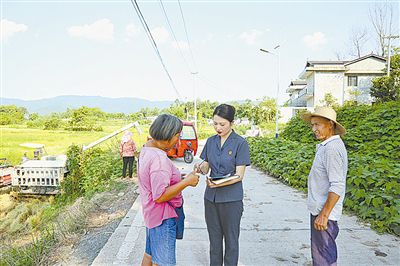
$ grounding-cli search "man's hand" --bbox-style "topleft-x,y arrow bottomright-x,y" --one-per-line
314,214 -> 329,231
314,192 -> 340,231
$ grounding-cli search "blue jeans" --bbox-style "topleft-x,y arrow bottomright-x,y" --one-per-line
145,218 -> 177,266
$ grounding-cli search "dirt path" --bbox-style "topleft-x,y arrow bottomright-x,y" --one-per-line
51,178 -> 138,266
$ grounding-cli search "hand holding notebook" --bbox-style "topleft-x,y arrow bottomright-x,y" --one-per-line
207,174 -> 241,185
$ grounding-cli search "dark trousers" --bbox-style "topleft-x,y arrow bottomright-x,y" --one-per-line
122,156 -> 134,178
310,214 -> 339,266
204,199 -> 243,266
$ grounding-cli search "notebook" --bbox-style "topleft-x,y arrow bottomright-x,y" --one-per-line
208,175 -> 240,185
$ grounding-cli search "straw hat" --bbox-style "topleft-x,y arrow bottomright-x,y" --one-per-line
301,106 -> 346,136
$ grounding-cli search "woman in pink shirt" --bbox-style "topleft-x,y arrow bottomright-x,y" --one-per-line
138,114 -> 199,266
120,130 -> 136,178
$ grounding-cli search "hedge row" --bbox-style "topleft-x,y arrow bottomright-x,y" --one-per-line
249,101 -> 400,236
63,144 -> 126,199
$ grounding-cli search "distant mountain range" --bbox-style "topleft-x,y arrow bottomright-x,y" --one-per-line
1,95 -> 174,115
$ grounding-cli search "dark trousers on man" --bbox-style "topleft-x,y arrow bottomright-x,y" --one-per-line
310,214 -> 339,266
122,156 -> 134,178
205,199 -> 243,266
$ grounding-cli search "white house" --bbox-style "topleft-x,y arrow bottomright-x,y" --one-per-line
287,54 -> 387,108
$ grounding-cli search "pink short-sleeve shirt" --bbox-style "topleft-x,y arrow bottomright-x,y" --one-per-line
138,147 -> 183,229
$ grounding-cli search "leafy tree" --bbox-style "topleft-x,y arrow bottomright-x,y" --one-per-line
236,99 -> 253,119
107,112 -> 126,120
128,112 -> 145,122
43,115 -> 62,130
0,105 -> 27,125
346,87 -> 362,106
197,100 -> 218,119
371,52 -> 400,103
138,107 -> 161,118
29,112 -> 40,121
164,100 -> 186,119
254,97 -> 276,124
67,106 -> 103,131
319,93 -> 339,109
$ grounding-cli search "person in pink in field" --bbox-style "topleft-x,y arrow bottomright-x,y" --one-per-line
138,114 -> 200,266
120,130 -> 137,178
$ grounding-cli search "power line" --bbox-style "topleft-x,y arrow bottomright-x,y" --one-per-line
198,74 -> 226,91
177,0 -> 198,72
129,0 -> 182,101
159,0 -> 193,73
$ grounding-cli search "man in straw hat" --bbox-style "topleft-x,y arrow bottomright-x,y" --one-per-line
301,106 -> 348,266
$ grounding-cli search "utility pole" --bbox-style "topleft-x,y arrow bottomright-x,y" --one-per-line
384,35 -> 400,76
191,72 -> 199,131
260,45 -> 281,138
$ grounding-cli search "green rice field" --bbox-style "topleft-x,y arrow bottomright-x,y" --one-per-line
0,120 -> 149,165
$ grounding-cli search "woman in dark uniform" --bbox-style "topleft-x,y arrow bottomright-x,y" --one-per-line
194,104 -> 250,266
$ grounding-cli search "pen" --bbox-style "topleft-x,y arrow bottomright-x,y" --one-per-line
196,159 -> 206,175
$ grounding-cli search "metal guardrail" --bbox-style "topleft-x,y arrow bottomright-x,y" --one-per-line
298,87 -> 313,98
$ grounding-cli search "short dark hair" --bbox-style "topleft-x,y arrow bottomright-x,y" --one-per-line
149,114 -> 183,141
213,104 -> 236,122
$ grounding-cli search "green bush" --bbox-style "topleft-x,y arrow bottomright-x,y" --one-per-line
249,101 -> 400,235
280,111 -> 316,143
43,116 -> 62,130
248,138 -> 313,190
80,147 -> 123,197
63,144 -> 124,198
26,119 -> 44,129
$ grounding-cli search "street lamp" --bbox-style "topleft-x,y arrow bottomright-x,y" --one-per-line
260,45 -> 280,138
191,72 -> 199,131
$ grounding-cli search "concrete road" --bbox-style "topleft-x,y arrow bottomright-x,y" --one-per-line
92,144 -> 399,266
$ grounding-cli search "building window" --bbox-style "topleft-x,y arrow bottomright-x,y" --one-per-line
348,76 -> 358,86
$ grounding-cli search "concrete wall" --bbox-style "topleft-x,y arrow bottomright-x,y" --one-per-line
346,57 -> 386,72
344,74 -> 384,103
306,75 -> 314,107
314,72 -> 344,106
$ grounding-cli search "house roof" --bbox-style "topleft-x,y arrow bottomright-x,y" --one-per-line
289,79 -> 307,86
344,53 -> 386,66
305,53 -> 386,68
287,79 -> 307,93
306,61 -> 347,67
300,53 -> 386,79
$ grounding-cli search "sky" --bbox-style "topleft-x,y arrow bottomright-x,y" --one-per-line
1,0 -> 399,104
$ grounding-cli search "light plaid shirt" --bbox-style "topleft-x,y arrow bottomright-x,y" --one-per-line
307,135 -> 348,221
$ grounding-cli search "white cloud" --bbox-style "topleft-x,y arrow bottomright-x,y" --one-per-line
150,26 -> 169,44
171,41 -> 189,50
126,23 -> 140,38
0,19 -> 28,41
303,32 -> 327,50
201,33 -> 214,45
239,29 -> 264,45
67,19 -> 114,42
